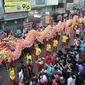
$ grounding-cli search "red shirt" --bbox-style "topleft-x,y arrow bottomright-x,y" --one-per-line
45,56 -> 49,62
47,60 -> 51,65
53,81 -> 58,85
37,62 -> 44,72
45,56 -> 51,65
51,55 -> 56,64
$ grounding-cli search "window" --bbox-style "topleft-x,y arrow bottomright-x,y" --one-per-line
36,0 -> 45,5
58,3 -> 64,8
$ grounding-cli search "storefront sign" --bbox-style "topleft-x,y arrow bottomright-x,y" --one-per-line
45,12 -> 50,24
4,0 -> 31,13
4,4 -> 31,13
45,16 -> 50,24
4,0 -> 28,2
4,12 -> 28,20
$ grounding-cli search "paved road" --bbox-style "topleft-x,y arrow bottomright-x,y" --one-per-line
0,33 -> 84,85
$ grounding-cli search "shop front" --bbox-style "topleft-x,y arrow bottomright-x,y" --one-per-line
3,12 -> 28,33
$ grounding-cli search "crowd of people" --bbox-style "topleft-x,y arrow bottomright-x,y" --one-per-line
0,22 -> 85,85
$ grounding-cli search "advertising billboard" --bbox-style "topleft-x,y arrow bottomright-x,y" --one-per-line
4,0 -> 28,2
4,0 -> 31,13
4,4 -> 31,13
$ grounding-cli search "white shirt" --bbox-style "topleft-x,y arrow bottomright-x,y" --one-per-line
76,29 -> 80,34
23,29 -> 26,33
40,75 -> 47,83
80,40 -> 84,44
76,54 -> 79,62
18,70 -> 24,82
67,77 -> 76,85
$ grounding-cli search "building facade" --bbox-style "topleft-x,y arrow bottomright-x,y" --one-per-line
0,0 -> 4,30
0,0 -> 31,33
74,0 -> 80,3
29,0 -> 80,24
66,0 -> 81,10
29,0 -> 58,24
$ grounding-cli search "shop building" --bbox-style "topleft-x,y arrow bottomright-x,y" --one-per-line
29,0 -> 58,24
0,0 -> 31,33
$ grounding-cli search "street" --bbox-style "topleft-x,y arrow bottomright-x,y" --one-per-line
0,32 -> 75,85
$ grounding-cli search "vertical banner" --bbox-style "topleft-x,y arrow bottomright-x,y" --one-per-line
45,16 -> 50,24
45,12 -> 50,24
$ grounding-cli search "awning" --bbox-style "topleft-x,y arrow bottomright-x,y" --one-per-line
4,16 -> 27,21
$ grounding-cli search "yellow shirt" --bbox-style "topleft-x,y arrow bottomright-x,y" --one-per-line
9,69 -> 15,80
46,44 -> 51,51
35,47 -> 41,56
62,36 -> 68,43
34,43 -> 38,48
26,60 -> 30,65
26,55 -> 32,65
74,27 -> 77,30
53,40 -> 58,47
30,81 -> 33,85
79,24 -> 82,27
26,55 -> 32,61
8,58 -> 11,63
